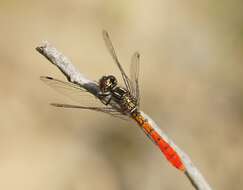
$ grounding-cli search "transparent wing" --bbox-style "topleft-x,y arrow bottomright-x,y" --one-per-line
130,52 -> 140,107
41,76 -> 128,120
41,76 -> 87,92
102,30 -> 133,93
51,103 -> 129,120
40,76 -> 102,107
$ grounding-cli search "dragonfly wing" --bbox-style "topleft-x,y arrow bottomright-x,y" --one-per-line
102,30 -> 133,93
51,103 -> 129,120
41,76 -> 128,120
40,76 -> 88,91
130,52 -> 140,107
40,76 -> 102,107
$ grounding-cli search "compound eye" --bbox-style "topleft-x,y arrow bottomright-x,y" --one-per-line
99,76 -> 109,92
108,75 -> 117,85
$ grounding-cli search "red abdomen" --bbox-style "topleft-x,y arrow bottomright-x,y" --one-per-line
132,113 -> 185,171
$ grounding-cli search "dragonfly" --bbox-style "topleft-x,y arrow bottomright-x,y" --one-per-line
41,30 -> 185,171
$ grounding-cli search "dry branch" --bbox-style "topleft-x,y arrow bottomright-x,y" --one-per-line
36,41 -> 212,190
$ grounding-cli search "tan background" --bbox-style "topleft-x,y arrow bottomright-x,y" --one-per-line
0,0 -> 243,189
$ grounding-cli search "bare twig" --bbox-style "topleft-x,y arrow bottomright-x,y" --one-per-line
36,41 -> 212,190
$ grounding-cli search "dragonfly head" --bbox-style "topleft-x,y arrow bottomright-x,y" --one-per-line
99,75 -> 117,93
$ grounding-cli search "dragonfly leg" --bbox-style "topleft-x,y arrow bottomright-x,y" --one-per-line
98,92 -> 112,105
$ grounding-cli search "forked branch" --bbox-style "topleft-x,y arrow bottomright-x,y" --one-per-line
36,41 -> 212,190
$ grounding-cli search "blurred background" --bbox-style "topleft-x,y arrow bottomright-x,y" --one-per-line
0,0 -> 243,189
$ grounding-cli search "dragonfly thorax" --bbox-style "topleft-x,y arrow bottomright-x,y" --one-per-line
99,75 -> 117,93
98,75 -> 137,114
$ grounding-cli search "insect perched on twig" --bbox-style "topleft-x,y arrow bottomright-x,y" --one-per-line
41,31 -> 185,171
